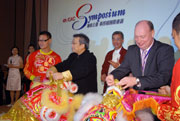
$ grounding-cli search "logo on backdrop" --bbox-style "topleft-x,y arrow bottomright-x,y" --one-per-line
62,3 -> 126,30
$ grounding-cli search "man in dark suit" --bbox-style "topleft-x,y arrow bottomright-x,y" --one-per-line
101,31 -> 127,93
106,20 -> 174,92
47,33 -> 97,94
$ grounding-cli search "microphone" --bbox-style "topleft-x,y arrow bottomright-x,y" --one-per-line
10,59 -> 12,64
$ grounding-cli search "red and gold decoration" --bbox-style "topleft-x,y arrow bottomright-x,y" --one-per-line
0,76 -> 82,121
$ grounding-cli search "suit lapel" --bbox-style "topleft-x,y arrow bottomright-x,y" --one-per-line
136,47 -> 142,75
144,40 -> 157,75
119,47 -> 125,63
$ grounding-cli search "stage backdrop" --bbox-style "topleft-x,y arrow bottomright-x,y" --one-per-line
48,0 -> 180,94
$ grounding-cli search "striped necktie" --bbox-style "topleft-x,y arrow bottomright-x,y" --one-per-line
141,50 -> 147,75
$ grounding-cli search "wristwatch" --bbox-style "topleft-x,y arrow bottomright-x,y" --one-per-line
136,78 -> 141,87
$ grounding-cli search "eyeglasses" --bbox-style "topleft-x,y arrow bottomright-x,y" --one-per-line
38,38 -> 50,42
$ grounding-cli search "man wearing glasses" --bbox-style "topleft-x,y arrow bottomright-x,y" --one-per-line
47,33 -> 97,94
24,31 -> 62,88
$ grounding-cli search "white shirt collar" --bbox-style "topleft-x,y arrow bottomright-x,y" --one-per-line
140,40 -> 154,54
114,47 -> 122,54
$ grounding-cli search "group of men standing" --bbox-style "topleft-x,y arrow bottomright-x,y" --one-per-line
24,32 -> 97,94
23,14 -> 180,120
24,20 -> 175,95
105,20 -> 174,92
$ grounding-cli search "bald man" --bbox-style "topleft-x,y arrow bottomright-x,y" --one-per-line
106,20 -> 174,92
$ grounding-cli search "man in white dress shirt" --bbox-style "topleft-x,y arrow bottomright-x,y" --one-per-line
101,31 -> 127,93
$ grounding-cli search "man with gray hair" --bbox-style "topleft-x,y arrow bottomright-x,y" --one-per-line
47,33 -> 97,94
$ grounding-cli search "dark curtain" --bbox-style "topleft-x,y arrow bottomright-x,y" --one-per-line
0,0 -> 48,65
24,0 -> 48,56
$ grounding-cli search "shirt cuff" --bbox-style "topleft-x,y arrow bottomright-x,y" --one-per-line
136,78 -> 141,88
62,70 -> 72,81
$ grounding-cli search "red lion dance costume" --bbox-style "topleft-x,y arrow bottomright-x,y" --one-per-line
0,76 -> 83,121
74,80 -> 171,121
157,59 -> 180,121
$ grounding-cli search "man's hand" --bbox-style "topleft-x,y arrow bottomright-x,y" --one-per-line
33,76 -> 41,82
105,74 -> 115,86
101,74 -> 106,82
158,86 -> 171,95
46,66 -> 58,78
46,70 -> 54,78
52,72 -> 63,80
118,77 -> 137,89
108,58 -> 120,68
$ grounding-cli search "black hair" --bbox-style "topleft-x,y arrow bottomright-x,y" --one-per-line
112,31 -> 124,40
27,44 -> 35,54
11,46 -> 19,55
28,44 -> 35,49
39,31 -> 52,39
173,13 -> 180,33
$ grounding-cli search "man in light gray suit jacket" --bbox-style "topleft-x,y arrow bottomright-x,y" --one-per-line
106,20 -> 174,92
